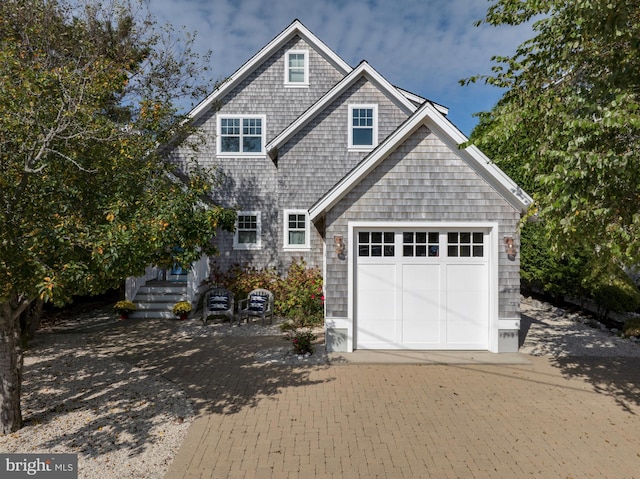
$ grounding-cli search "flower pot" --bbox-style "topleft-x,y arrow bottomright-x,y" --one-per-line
119,312 -> 129,320
179,313 -> 188,320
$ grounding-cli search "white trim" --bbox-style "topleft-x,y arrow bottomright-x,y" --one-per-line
233,211 -> 262,250
266,61 -> 417,157
309,102 -> 533,220
188,20 -> 352,124
216,114 -> 266,157
284,49 -> 309,87
348,104 -> 378,151
347,221 -> 500,352
283,209 -> 310,250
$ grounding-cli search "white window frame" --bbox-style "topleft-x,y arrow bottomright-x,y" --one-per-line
283,209 -> 310,250
233,211 -> 262,250
284,49 -> 309,87
348,104 -> 378,151
216,115 -> 266,156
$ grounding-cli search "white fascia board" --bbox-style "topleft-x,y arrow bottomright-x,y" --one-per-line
188,20 -> 352,123
267,61 -> 417,155
309,101 -> 532,220
396,87 -> 449,116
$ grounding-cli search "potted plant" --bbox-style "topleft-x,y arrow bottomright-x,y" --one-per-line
173,301 -> 192,320
114,300 -> 137,319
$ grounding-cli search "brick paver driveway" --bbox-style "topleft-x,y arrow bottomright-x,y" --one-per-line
103,318 -> 640,479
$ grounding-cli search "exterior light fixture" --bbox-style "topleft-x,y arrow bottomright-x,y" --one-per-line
334,235 -> 345,256
504,235 -> 517,260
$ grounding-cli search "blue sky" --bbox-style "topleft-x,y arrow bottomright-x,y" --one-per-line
150,0 -> 535,136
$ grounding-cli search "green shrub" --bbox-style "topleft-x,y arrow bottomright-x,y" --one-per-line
623,317 -> 640,338
212,258 -> 324,324
582,261 -> 640,322
283,328 -> 317,355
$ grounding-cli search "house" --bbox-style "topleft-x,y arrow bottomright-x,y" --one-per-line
127,19 -> 532,353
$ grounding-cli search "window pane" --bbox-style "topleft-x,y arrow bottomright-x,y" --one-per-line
238,231 -> 257,244
371,232 -> 382,243
359,245 -> 369,257
358,232 -> 369,243
384,232 -> 394,243
428,232 -> 439,243
473,232 -> 484,243
289,70 -> 305,82
403,245 -> 413,257
371,245 -> 382,256
289,231 -> 306,245
403,232 -> 413,244
243,136 -> 262,152
416,232 -> 427,243
460,232 -> 471,243
460,245 -> 471,257
428,245 -> 439,257
448,232 -> 458,243
448,245 -> 458,257
416,245 -> 427,257
221,137 -> 240,152
473,245 -> 484,257
352,128 -> 373,146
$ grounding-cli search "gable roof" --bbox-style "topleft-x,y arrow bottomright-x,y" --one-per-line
186,19 -> 443,126
266,60 -> 421,159
188,20 -> 353,124
309,101 -> 533,219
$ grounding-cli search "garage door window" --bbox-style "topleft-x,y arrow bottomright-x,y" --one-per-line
403,232 -> 439,257
358,231 -> 394,257
447,232 -> 484,257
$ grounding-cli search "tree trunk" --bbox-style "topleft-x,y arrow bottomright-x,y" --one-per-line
0,293 -> 29,434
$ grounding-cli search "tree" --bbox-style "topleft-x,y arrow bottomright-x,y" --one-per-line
465,0 -> 640,264
0,0 -> 235,433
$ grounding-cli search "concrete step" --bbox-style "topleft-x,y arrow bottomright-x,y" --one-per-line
130,310 -> 176,319
135,293 -> 186,303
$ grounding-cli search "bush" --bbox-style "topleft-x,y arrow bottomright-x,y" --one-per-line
212,258 -> 324,324
283,327 -> 317,355
582,261 -> 640,322
623,317 -> 640,338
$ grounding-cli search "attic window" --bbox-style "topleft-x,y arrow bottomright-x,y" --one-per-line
285,49 -> 309,87
348,104 -> 378,150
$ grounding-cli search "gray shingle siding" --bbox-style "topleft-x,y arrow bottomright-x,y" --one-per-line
324,126 -> 521,319
176,35 -> 347,273
278,76 -> 411,208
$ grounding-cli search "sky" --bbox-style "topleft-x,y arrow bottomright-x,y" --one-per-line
149,0 -> 536,136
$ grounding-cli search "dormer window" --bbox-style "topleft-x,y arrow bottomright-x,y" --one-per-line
348,104 -> 378,150
285,49 -> 309,87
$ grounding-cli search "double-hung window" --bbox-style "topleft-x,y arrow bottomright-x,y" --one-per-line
217,115 -> 266,155
348,104 -> 378,150
283,210 -> 310,250
285,49 -> 309,86
234,211 -> 261,250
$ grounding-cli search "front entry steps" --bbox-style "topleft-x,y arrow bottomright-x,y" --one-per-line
131,280 -> 188,319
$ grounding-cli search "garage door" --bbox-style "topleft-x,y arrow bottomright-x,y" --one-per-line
356,229 -> 489,350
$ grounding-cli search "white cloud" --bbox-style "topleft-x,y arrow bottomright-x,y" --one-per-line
148,0 -> 536,134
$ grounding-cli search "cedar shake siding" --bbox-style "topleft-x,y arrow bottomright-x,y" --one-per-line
323,126 -> 521,320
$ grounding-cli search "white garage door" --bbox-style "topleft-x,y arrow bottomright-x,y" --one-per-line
356,229 -> 489,350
